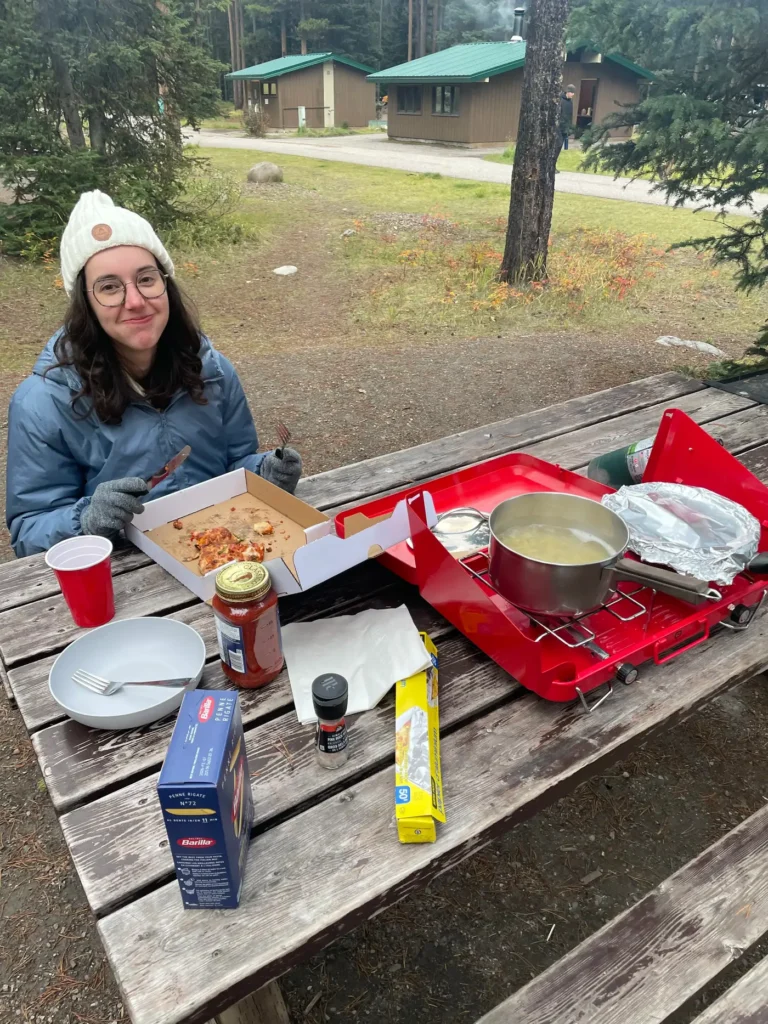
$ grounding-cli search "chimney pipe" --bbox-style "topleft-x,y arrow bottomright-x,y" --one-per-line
512,4 -> 526,40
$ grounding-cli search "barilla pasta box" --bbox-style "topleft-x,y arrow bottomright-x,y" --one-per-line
394,634 -> 446,843
158,690 -> 252,909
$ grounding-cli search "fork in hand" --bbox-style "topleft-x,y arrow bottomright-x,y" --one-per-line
72,669 -> 190,697
275,420 -> 292,459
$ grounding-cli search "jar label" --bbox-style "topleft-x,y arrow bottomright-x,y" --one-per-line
214,615 -> 245,675
317,721 -> 348,755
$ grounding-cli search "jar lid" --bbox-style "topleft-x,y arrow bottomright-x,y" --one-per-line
215,562 -> 272,601
311,673 -> 348,721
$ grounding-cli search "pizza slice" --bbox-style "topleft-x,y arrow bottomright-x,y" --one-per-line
191,526 -> 238,550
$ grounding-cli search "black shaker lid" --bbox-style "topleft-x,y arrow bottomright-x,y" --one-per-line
311,672 -> 349,720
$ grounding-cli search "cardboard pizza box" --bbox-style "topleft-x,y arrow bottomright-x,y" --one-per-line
126,469 -> 436,601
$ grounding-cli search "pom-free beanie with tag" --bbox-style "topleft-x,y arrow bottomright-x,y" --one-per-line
59,190 -> 174,296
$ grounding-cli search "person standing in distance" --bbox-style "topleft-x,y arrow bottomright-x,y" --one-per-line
554,84 -> 576,171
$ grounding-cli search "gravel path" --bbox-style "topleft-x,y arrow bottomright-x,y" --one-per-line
186,129 -> 768,218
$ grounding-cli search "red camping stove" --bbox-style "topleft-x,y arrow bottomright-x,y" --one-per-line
336,411 -> 768,708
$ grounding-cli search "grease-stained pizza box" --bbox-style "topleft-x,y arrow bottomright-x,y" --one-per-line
126,468 -> 437,601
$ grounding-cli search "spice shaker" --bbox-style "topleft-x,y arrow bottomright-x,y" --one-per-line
312,673 -> 350,769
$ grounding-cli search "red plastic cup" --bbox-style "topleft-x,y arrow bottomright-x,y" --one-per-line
45,536 -> 115,628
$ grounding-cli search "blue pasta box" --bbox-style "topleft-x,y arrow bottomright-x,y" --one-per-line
158,690 -> 252,909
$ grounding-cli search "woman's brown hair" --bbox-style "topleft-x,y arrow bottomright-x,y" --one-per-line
51,267 -> 207,424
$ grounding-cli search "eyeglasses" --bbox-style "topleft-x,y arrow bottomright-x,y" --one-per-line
87,268 -> 168,307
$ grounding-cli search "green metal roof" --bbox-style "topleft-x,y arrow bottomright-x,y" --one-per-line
226,52 -> 374,80
604,52 -> 655,80
367,42 -> 653,84
367,42 -> 527,84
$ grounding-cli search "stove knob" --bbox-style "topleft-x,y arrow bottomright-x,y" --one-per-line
616,663 -> 638,686
730,604 -> 754,626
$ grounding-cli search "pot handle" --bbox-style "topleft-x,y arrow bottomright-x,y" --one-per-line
612,558 -> 721,606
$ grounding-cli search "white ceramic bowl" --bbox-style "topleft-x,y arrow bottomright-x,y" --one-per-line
49,617 -> 206,730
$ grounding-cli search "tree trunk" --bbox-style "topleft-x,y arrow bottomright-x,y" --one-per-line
237,0 -> 246,73
379,0 -> 384,50
49,51 -> 87,150
300,0 -> 307,54
280,14 -> 287,56
228,2 -> 242,109
407,0 -> 413,61
431,0 -> 439,52
87,109 -> 106,154
499,0 -> 569,283
418,0 -> 426,57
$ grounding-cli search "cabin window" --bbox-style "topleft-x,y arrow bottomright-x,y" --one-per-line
432,85 -> 459,115
397,86 -> 422,114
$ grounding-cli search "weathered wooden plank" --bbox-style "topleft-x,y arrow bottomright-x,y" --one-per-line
0,650 -> 13,706
31,572 -> 417,811
690,956 -> 768,1024
213,982 -> 290,1024
97,603 -> 768,1024
0,563 -> 197,668
698,402 -> 768,455
570,404 -> 768,475
296,373 -> 704,509
0,542 -> 151,614
739,441 -> 768,482
9,560 -> 397,734
61,630 -> 518,915
518,387 -> 751,475
475,806 -> 768,1024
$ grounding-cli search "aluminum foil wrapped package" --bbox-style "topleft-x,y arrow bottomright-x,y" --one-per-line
602,483 -> 760,585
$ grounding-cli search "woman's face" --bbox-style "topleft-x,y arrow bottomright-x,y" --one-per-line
84,245 -> 170,363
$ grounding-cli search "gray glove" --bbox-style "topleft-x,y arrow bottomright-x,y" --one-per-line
260,447 -> 302,494
80,477 -> 149,538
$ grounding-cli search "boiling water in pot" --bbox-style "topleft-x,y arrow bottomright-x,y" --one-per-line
498,524 -> 614,565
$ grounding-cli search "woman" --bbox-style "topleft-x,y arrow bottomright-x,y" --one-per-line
6,190 -> 301,558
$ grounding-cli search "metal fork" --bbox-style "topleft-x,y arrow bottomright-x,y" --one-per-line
72,669 -> 189,697
275,420 -> 292,458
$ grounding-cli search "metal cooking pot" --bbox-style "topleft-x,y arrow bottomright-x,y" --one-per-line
488,492 -> 720,617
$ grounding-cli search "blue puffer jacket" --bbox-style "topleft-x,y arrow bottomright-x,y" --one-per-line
7,333 -> 268,557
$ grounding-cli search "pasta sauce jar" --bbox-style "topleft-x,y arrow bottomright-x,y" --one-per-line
213,562 -> 284,688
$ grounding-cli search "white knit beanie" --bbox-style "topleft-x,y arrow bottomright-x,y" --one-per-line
59,190 -> 175,296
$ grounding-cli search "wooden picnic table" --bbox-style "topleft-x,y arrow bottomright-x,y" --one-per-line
5,371 -> 768,1024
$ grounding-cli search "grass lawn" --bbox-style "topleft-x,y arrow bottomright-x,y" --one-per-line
486,144 -> 658,182
486,145 -> 596,174
196,101 -> 384,137
192,146 -> 767,349
1,146 -> 765,387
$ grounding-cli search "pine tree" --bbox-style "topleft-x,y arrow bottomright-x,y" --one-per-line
580,0 -> 768,352
0,0 -> 224,256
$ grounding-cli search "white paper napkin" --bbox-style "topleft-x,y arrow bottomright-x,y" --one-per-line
282,605 -> 430,724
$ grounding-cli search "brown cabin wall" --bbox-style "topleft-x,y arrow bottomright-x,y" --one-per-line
466,70 -> 523,144
333,63 -> 377,126
257,79 -> 281,128
387,59 -> 643,145
276,65 -> 325,128
387,84 -> 474,143
589,62 -> 642,136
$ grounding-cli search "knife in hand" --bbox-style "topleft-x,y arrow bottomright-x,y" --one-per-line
147,445 -> 191,490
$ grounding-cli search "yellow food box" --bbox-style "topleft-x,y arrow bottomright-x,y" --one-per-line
394,634 -> 446,843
